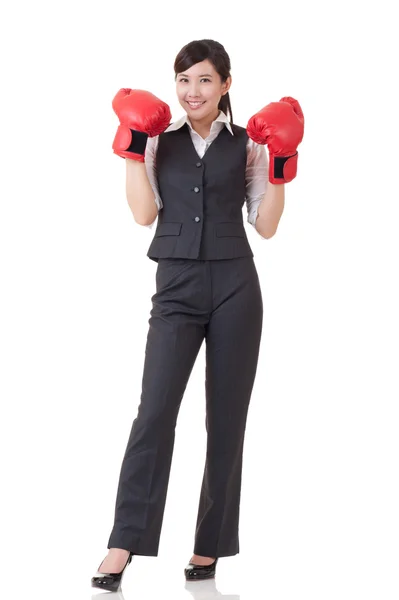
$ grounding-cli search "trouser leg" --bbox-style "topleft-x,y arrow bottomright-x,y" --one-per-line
107,259 -> 208,555
193,257 -> 263,557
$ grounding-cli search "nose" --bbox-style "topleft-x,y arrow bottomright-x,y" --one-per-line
186,83 -> 201,98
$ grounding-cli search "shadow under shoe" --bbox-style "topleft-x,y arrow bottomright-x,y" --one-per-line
91,552 -> 133,592
184,557 -> 218,581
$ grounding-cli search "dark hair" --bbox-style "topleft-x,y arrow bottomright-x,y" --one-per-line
174,39 -> 233,123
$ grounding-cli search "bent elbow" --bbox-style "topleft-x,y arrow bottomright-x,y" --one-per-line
135,216 -> 155,227
135,213 -> 158,227
255,223 -> 277,239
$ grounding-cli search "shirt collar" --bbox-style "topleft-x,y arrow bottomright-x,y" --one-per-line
164,110 -> 234,136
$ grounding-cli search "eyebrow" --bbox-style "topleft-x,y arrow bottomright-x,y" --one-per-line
178,73 -> 213,77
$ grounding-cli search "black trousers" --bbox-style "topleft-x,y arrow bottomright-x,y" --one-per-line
107,256 -> 263,557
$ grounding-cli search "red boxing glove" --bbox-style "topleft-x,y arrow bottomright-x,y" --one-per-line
112,89 -> 172,161
246,97 -> 304,183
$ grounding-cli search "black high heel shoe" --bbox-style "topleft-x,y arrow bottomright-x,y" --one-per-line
184,557 -> 218,581
91,551 -> 133,592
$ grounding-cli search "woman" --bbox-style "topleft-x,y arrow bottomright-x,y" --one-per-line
91,38 -> 304,592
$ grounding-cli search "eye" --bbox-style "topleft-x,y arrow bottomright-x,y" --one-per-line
178,78 -> 211,83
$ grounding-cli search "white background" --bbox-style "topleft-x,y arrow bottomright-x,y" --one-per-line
1,0 -> 398,598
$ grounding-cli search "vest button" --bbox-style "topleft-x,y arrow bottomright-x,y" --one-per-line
196,162 -> 202,167
194,216 -> 201,222
193,186 -> 200,193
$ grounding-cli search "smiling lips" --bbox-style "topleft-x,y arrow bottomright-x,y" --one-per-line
187,101 -> 205,109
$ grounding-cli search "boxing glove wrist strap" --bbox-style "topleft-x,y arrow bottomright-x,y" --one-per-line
125,129 -> 149,155
270,152 -> 298,184
112,125 -> 149,161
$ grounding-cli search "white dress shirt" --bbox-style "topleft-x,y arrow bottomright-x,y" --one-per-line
144,110 -> 269,240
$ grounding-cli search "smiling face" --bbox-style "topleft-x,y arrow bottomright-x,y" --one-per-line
175,59 -> 231,124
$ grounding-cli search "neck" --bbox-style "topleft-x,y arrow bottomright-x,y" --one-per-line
189,108 -> 221,137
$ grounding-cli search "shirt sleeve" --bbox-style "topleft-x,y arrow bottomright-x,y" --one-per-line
143,135 -> 162,230
245,138 -> 269,240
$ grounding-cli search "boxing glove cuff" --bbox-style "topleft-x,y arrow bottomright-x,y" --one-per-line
112,125 -> 149,162
270,152 -> 298,183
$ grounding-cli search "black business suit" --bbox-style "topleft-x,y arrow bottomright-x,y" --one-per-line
107,121 -> 263,557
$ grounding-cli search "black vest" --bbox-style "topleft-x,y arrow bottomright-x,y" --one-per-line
146,122 -> 254,262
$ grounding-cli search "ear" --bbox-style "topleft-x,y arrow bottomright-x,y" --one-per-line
222,75 -> 232,95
